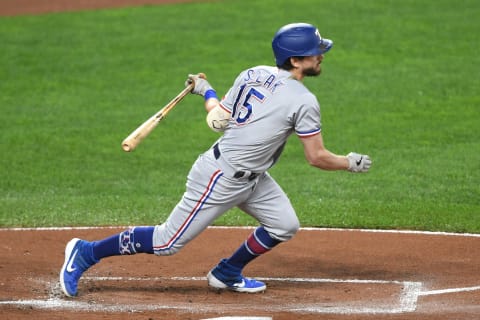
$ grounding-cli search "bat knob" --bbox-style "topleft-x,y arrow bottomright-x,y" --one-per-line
122,143 -> 132,152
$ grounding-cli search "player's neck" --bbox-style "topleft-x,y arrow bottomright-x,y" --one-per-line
289,69 -> 304,82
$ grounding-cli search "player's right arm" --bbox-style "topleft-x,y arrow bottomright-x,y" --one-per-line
300,133 -> 371,172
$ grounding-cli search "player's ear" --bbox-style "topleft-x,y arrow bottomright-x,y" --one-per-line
290,57 -> 302,69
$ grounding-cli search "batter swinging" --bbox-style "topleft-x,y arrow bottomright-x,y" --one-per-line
60,22 -> 372,296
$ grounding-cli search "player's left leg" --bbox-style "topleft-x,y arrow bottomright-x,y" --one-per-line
207,172 -> 299,293
60,226 -> 155,297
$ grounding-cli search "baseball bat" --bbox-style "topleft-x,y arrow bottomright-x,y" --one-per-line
121,74 -> 205,152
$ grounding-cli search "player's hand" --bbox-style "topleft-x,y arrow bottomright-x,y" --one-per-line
185,74 -> 213,97
347,152 -> 372,173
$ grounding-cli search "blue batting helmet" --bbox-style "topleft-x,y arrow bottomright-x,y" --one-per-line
272,23 -> 333,66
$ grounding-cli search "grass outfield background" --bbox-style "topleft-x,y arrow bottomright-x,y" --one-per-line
1,0 -> 479,232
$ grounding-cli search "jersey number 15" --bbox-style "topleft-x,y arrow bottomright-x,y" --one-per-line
232,84 -> 265,124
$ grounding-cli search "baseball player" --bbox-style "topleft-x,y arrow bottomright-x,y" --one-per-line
60,22 -> 372,296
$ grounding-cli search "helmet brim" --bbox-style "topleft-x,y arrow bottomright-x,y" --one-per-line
319,38 -> 333,54
296,38 -> 333,58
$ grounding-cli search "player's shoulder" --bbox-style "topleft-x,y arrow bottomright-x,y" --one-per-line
237,65 -> 278,79
235,65 -> 300,88
245,65 -> 277,72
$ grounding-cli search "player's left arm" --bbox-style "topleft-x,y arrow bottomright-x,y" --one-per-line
300,133 -> 371,173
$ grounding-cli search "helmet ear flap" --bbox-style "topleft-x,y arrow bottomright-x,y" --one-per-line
272,23 -> 333,66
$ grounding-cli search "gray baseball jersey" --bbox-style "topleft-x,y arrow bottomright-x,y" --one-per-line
152,66 -> 322,255
218,66 -> 321,172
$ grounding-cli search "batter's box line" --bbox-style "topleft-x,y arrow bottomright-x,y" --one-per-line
83,276 -> 423,314
85,275 -> 414,284
418,285 -> 480,296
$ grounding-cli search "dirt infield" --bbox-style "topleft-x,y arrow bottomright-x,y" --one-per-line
0,227 -> 479,319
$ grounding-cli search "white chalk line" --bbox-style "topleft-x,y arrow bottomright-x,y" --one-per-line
86,275 -> 410,285
419,285 -> 480,296
1,225 -> 479,237
0,276 -> 424,315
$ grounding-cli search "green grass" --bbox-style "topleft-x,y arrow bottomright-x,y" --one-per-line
1,0 -> 479,232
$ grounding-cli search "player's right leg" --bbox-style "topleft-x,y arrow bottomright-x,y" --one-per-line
208,173 -> 300,293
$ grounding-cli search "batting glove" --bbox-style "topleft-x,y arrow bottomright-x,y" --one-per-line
185,74 -> 215,97
347,152 -> 372,173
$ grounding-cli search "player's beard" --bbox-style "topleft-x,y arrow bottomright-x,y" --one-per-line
303,66 -> 321,77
